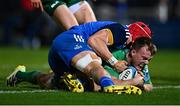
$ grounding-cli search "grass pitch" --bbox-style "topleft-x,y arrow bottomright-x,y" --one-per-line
0,47 -> 180,105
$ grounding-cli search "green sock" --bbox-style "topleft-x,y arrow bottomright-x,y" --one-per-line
16,71 -> 42,84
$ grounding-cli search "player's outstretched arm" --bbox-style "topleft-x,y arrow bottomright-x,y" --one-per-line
88,29 -> 127,72
111,73 -> 144,86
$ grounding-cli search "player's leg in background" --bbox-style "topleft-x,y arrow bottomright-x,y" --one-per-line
70,1 -> 97,24
15,69 -> 54,89
7,65 -> 54,89
42,0 -> 79,30
52,4 -> 79,30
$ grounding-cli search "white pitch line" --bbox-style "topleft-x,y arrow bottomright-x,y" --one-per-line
0,64 -> 49,69
0,90 -> 58,94
154,85 -> 180,89
0,85 -> 180,94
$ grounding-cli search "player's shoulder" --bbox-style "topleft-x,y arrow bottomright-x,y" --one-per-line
112,49 -> 128,59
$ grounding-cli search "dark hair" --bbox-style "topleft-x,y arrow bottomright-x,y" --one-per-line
130,37 -> 157,56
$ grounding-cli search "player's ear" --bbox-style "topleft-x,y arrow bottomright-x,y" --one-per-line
131,49 -> 136,56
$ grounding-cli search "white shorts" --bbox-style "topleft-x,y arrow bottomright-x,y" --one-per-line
69,1 -> 88,14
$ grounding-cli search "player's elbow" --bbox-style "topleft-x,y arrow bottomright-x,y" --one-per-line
88,36 -> 99,48
88,29 -> 108,47
88,36 -> 95,46
143,84 -> 153,92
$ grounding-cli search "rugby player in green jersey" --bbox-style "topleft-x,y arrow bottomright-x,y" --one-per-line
30,0 -> 96,30
102,38 -> 157,92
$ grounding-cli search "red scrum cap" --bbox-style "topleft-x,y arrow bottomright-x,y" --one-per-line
128,22 -> 152,42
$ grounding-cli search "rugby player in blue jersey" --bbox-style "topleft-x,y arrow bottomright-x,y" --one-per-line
7,21 -> 152,94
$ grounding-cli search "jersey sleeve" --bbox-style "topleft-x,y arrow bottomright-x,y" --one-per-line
112,49 -> 127,61
79,21 -> 128,50
104,29 -> 114,45
104,65 -> 119,78
142,65 -> 152,84
104,23 -> 128,49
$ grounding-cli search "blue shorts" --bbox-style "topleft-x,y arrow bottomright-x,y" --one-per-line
48,30 -> 93,76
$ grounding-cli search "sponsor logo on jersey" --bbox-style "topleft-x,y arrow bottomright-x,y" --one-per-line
73,34 -> 84,42
74,44 -> 82,50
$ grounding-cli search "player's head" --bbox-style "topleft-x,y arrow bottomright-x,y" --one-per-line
128,22 -> 152,43
128,37 -> 157,71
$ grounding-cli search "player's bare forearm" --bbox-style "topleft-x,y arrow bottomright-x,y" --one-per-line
111,73 -> 144,86
88,29 -> 113,61
111,76 -> 137,86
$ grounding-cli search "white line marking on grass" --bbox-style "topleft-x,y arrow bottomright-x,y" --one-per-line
0,85 -> 180,94
0,64 -> 49,69
0,90 -> 59,94
154,85 -> 180,89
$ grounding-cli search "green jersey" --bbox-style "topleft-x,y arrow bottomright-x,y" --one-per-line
104,49 -> 152,84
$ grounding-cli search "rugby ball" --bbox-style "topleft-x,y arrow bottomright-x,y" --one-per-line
119,66 -> 137,80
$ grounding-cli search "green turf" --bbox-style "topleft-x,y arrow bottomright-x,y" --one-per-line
0,89 -> 180,105
0,47 -> 180,105
149,50 -> 180,85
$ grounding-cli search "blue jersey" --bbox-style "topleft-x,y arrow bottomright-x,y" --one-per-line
48,21 -> 129,73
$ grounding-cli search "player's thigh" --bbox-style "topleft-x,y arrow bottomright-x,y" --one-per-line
53,4 -> 79,29
72,1 -> 96,23
72,50 -> 110,83
42,0 -> 65,16
42,0 -> 78,29
71,50 -> 102,72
